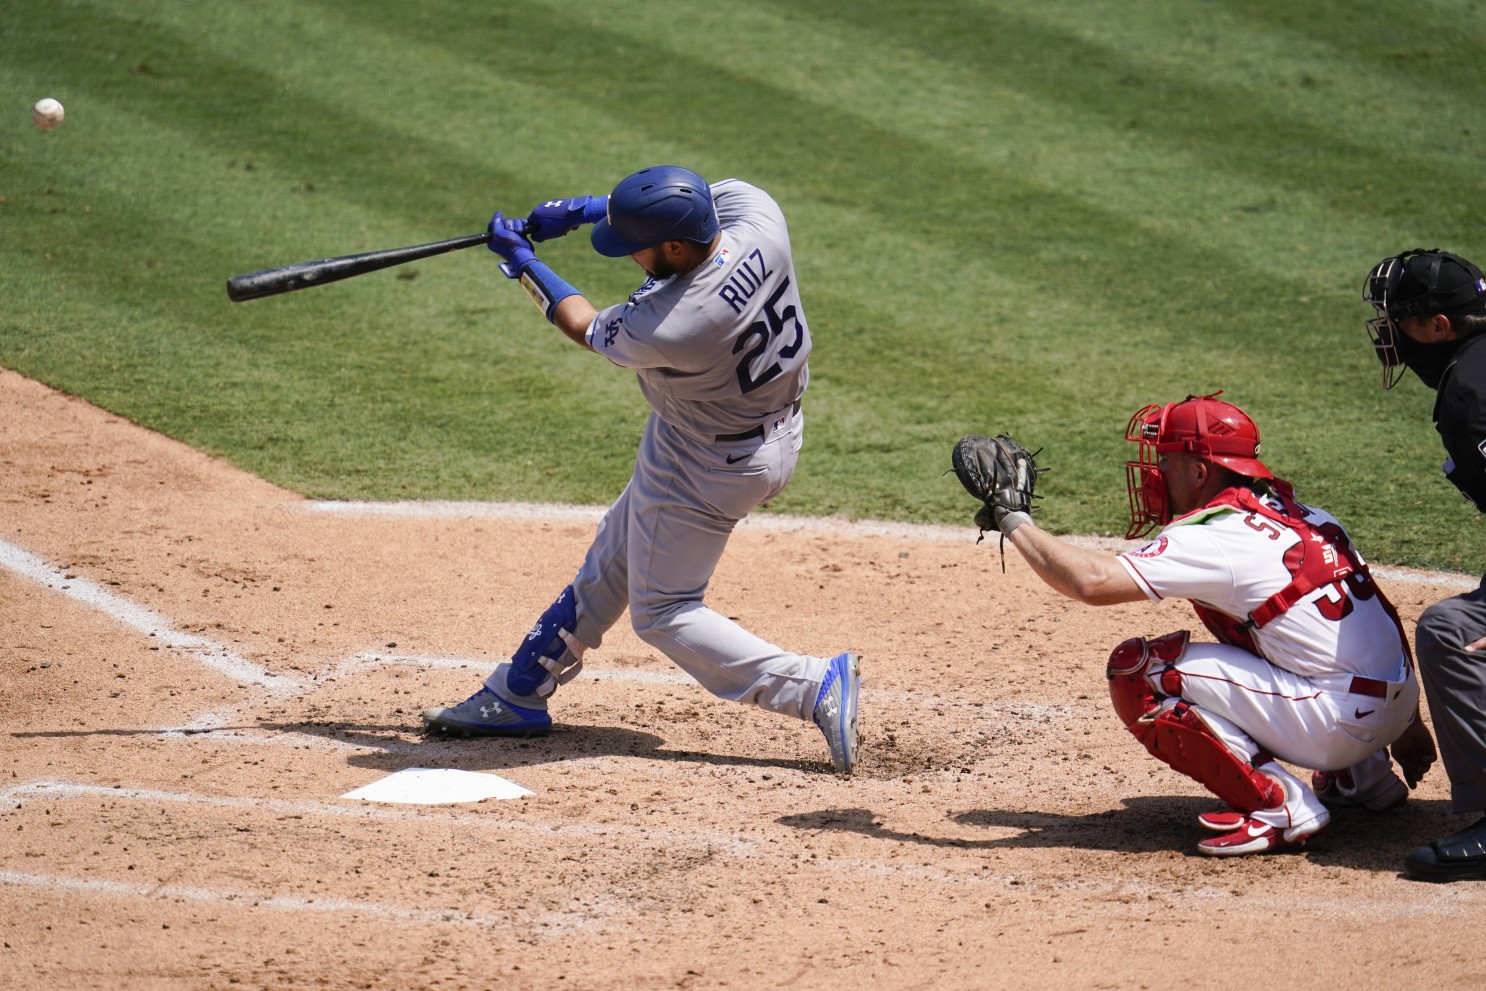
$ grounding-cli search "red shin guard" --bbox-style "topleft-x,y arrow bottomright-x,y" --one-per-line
1106,632 -> 1283,814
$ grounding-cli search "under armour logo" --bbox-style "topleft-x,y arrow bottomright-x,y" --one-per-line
526,620 -> 545,642
479,700 -> 504,719
543,199 -> 564,208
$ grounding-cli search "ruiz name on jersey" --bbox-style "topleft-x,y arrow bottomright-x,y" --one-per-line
715,248 -> 774,314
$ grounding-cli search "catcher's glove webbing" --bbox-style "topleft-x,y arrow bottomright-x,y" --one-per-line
949,434 -> 1043,570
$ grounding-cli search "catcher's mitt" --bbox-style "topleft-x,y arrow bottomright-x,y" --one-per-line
950,434 -> 1042,563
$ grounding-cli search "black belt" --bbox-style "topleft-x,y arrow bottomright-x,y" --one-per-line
714,400 -> 801,443
1348,676 -> 1388,699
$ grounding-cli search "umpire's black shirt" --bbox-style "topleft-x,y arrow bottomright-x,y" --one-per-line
1436,332 -> 1486,510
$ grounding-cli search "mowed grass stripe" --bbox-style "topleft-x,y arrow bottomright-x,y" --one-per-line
2,1 -> 1484,563
2,2 -> 649,490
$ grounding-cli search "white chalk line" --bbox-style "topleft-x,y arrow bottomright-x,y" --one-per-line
0,869 -> 520,929
0,524 -> 1075,739
0,779 -> 756,852
4,506 -> 1471,927
5,779 -> 1477,924
1,499 -> 1468,742
0,538 -> 304,695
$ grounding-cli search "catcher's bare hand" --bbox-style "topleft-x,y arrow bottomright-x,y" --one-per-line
1389,714 -> 1438,789
950,433 -> 1041,538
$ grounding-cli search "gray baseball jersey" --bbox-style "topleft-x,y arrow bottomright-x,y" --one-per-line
560,178 -> 833,722
586,179 -> 811,439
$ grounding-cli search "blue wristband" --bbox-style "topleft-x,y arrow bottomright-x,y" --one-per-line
517,260 -> 581,322
581,196 -> 609,224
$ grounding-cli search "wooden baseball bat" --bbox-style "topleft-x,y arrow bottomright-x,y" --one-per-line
226,231 -> 493,302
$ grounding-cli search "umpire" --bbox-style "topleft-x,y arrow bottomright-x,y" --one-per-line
1363,248 -> 1486,881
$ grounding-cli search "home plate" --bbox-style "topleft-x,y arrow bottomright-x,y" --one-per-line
341,768 -> 534,805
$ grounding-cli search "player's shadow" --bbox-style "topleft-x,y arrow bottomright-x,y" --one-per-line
255,719 -> 838,776
778,798 -> 1204,856
778,798 -> 1460,870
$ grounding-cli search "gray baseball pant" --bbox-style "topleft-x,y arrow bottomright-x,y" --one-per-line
568,410 -> 828,721
1414,578 -> 1486,813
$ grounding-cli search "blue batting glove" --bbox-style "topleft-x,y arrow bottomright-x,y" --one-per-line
524,195 -> 609,242
487,212 -> 536,278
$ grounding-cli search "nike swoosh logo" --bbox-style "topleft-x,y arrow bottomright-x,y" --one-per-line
1355,708 -> 1375,719
725,454 -> 748,464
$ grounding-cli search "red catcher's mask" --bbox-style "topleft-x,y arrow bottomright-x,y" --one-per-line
1123,392 -> 1274,539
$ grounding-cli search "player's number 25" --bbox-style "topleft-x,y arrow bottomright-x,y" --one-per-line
732,277 -> 805,394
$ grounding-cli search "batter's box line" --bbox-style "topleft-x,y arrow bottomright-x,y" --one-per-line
0,869 -> 501,927
0,538 -> 306,696
0,778 -> 759,854
0,779 -> 1135,904
344,651 -> 1082,720
10,779 -> 1470,921
0,869 -> 600,935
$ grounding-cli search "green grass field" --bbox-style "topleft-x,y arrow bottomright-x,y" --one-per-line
3,0 -> 1484,568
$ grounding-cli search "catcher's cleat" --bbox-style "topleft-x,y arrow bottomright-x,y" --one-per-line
1312,767 -> 1408,812
422,686 -> 551,738
1403,816 -> 1486,882
812,652 -> 860,775
1196,812 -> 1330,857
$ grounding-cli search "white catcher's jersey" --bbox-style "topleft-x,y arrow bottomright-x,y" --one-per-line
585,180 -> 810,439
1116,497 -> 1408,684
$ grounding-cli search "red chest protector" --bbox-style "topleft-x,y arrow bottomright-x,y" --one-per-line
1186,481 -> 1409,662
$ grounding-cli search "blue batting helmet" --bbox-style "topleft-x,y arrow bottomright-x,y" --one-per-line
590,166 -> 719,257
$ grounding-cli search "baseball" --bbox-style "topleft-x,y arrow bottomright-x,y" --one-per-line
32,98 -> 64,130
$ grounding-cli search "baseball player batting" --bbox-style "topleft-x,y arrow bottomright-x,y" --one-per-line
951,394 -> 1434,855
422,166 -> 860,774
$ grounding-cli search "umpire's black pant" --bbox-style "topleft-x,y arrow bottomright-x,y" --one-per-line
1416,577 -> 1486,813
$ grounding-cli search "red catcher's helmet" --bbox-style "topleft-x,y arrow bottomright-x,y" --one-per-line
1123,392 -> 1273,539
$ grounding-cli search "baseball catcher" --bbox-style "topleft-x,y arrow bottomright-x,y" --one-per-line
950,394 -> 1435,857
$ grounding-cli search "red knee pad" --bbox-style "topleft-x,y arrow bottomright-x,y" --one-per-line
1139,704 -> 1283,814
1107,636 -> 1151,678
1146,630 -> 1190,666
1107,631 -> 1190,728
1108,668 -> 1158,730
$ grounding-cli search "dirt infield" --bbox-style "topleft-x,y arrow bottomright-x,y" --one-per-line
3,366 -> 1485,991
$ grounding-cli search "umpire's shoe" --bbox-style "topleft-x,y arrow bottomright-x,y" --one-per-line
1404,817 -> 1486,882
812,652 -> 860,775
422,686 -> 551,738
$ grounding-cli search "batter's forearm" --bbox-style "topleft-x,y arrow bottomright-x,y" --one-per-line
552,295 -> 598,350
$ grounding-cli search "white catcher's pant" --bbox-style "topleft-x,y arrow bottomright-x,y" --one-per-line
568,409 -> 830,721
1161,640 -> 1418,782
